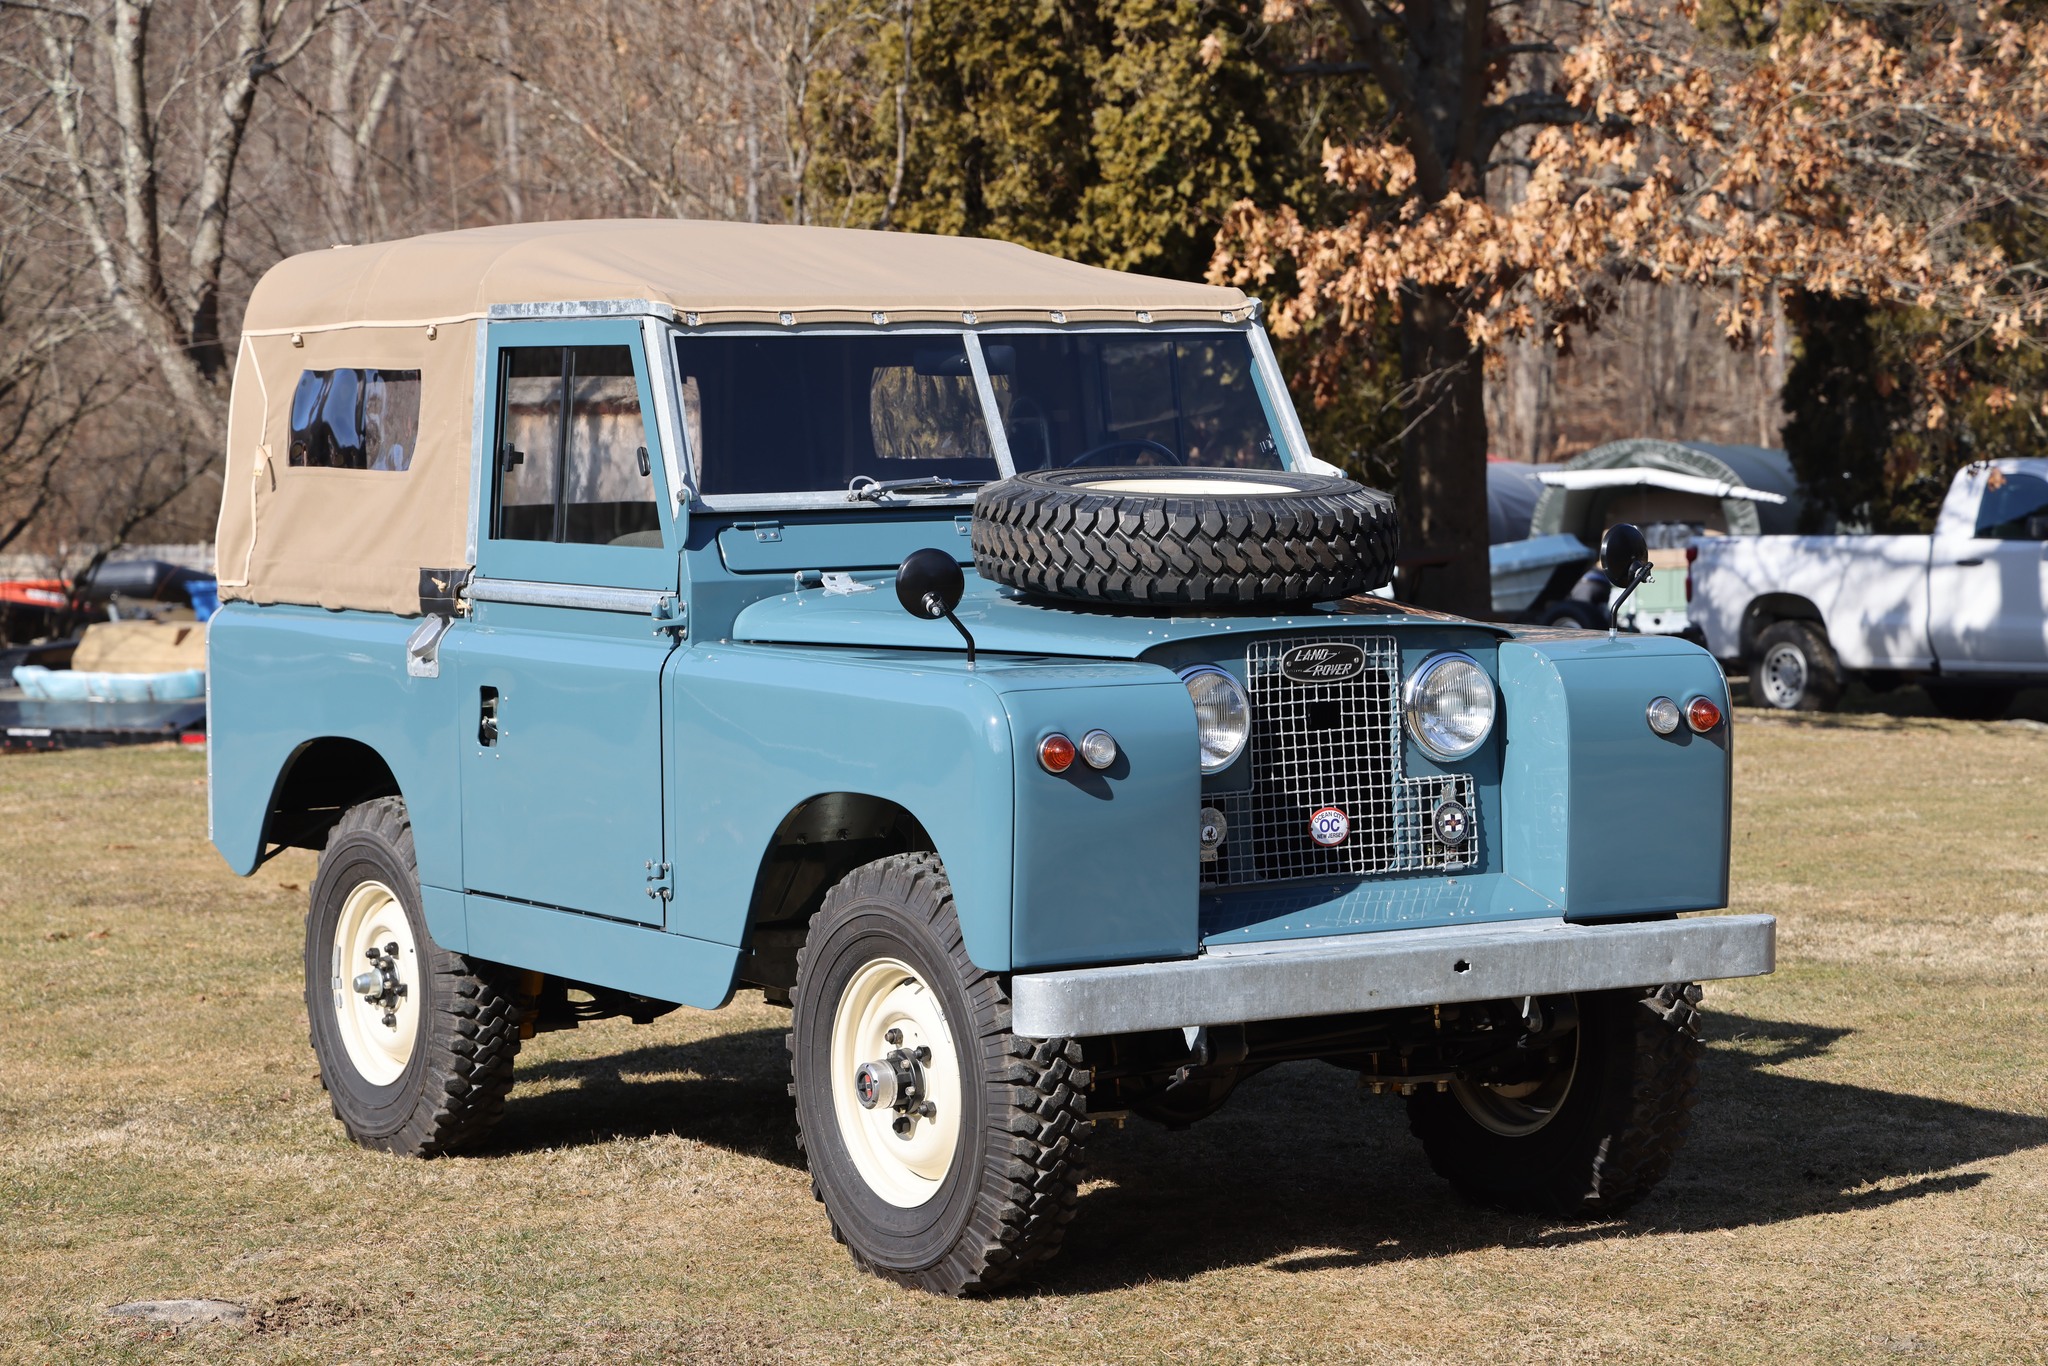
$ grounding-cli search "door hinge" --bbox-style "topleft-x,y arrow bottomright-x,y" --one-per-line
650,594 -> 687,639
644,859 -> 673,902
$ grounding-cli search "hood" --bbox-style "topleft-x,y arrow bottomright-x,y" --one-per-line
729,573 -> 1505,660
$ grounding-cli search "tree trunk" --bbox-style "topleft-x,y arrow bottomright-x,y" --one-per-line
1397,285 -> 1491,616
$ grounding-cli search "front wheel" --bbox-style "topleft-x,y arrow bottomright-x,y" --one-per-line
1749,620 -> 1843,711
305,797 -> 523,1157
788,854 -> 1089,1295
1406,984 -> 1703,1215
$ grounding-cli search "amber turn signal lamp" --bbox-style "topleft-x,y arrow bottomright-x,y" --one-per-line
1039,733 -> 1077,773
1687,697 -> 1723,733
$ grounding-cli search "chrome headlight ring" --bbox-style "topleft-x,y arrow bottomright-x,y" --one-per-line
1178,665 -> 1251,774
1403,652 -> 1497,761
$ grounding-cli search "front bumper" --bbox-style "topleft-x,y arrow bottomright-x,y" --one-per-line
1009,913 -> 1775,1037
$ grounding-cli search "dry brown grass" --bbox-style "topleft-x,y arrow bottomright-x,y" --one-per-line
3,707 -> 2046,1364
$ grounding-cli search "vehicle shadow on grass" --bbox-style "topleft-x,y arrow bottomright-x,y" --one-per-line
488,1025 -> 805,1169
1039,1009 -> 2048,1293
477,1010 -> 2048,1289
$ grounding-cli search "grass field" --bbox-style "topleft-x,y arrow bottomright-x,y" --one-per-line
3,699 -> 2046,1364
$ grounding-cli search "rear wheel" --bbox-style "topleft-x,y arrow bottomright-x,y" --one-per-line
789,854 -> 1090,1295
1749,620 -> 1842,711
305,798 -> 523,1157
1406,984 -> 1703,1215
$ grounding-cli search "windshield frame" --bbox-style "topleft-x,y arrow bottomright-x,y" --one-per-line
657,321 -> 1311,513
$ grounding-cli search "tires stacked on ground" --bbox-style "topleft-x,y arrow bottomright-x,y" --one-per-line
971,466 -> 1398,609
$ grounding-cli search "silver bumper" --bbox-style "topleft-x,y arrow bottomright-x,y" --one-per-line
1009,913 -> 1776,1037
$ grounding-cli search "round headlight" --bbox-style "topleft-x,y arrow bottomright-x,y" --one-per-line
1404,653 -> 1496,760
1179,666 -> 1250,773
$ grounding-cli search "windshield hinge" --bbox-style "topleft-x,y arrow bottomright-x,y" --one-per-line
954,515 -> 973,537
735,520 -> 782,543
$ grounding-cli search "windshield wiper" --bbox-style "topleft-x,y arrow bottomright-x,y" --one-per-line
847,476 -> 992,502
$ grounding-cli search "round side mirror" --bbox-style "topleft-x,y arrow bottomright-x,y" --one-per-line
1599,523 -> 1650,583
896,548 -> 965,621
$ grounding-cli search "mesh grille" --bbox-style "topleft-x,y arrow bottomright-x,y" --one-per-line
1201,635 -> 1477,888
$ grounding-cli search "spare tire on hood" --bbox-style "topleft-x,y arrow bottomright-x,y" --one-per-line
971,466 -> 1398,609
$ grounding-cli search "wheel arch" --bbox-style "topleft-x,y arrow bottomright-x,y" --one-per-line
260,735 -> 403,861
736,792 -> 940,1002
1740,593 -> 1825,660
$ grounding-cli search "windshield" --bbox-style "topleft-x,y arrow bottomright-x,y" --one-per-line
674,328 -> 1285,499
677,334 -> 999,497
989,331 -> 1282,472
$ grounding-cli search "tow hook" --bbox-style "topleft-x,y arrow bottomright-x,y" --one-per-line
854,1039 -> 936,1138
352,942 -> 407,1028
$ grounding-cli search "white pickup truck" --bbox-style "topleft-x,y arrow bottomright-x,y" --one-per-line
1690,458 -> 2048,718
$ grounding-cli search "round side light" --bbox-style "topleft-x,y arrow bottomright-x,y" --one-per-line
1646,696 -> 1682,736
1079,729 -> 1118,770
1039,733 -> 1076,773
1687,697 -> 1723,733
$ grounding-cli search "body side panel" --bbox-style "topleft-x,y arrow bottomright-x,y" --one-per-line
1500,634 -> 1731,919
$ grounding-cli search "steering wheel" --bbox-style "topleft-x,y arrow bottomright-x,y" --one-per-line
1063,438 -> 1184,469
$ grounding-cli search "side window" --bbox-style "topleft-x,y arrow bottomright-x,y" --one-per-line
492,345 -> 660,547
1974,470 -> 2048,540
288,368 -> 420,470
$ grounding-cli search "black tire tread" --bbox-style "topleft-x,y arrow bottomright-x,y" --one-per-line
971,468 -> 1398,608
786,853 -> 1090,1295
308,797 -> 522,1158
1407,983 -> 1703,1215
1750,620 -> 1843,711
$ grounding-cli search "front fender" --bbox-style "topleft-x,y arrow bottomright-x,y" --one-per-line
665,646 -> 1199,974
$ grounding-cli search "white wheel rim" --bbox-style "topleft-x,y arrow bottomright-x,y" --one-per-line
330,879 -> 420,1087
1077,477 -> 1296,495
1759,642 -> 1808,708
1451,1027 -> 1579,1138
829,956 -> 964,1209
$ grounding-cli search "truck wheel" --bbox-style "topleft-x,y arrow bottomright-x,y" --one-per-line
1749,620 -> 1842,711
304,797 -> 522,1157
1537,599 -> 1603,631
1926,685 -> 2016,721
1406,984 -> 1703,1215
788,853 -> 1089,1295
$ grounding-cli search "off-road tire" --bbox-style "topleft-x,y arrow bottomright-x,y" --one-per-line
1926,684 -> 2016,721
305,797 -> 522,1157
1538,599 -> 1603,631
1405,983 -> 1704,1215
971,466 -> 1398,609
1749,620 -> 1843,711
788,853 -> 1090,1295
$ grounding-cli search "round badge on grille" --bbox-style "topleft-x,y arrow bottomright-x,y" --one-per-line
1308,806 -> 1350,847
1432,799 -> 1471,847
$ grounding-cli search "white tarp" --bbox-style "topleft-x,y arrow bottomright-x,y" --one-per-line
1535,467 -> 1789,504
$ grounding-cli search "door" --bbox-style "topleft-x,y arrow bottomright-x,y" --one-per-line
1928,463 -> 2048,672
455,320 -> 680,924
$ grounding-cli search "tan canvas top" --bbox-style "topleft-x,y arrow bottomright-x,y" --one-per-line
221,220 -> 1258,617
243,219 -> 1253,332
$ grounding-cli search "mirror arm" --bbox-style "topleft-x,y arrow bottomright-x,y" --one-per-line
942,609 -> 977,667
1607,561 -> 1653,639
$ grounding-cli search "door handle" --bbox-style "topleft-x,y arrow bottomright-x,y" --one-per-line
1954,558 -> 1985,567
478,686 -> 499,746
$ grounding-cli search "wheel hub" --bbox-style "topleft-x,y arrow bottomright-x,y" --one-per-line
330,880 -> 420,1087
829,958 -> 963,1207
1760,642 -> 1807,708
352,942 -> 408,1027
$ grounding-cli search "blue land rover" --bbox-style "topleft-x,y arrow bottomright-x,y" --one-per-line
207,220 -> 1772,1294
